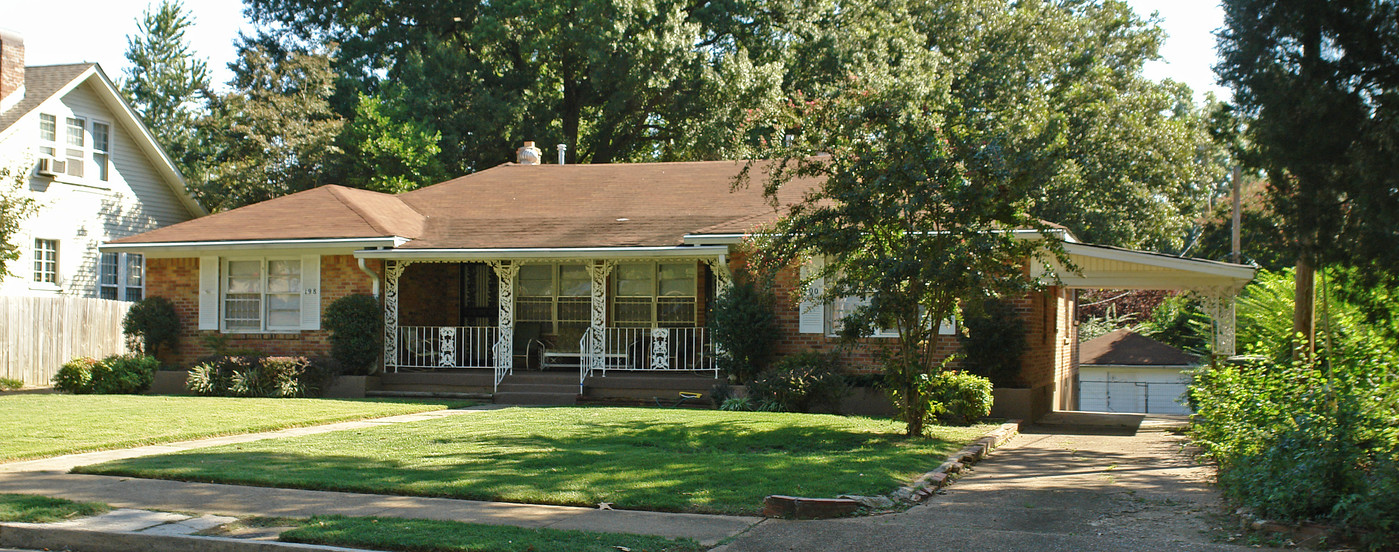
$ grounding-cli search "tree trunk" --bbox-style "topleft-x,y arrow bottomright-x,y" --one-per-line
1293,255 -> 1316,359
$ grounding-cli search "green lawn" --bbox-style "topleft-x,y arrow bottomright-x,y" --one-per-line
0,395 -> 467,461
279,515 -> 704,552
0,493 -> 108,523
78,407 -> 992,515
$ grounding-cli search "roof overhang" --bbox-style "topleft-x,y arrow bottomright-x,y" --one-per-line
682,228 -> 1078,246
354,245 -> 731,261
102,237 -> 408,257
1036,243 -> 1256,291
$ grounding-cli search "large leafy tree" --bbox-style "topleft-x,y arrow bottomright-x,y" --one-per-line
0,164 -> 38,277
1216,0 -> 1399,345
243,0 -> 787,171
196,35 -> 344,211
741,4 -> 1068,434
121,0 -> 212,183
909,0 -> 1223,251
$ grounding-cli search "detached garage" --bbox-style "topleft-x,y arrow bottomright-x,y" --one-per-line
1077,329 -> 1199,415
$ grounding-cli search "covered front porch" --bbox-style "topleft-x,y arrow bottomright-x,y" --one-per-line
361,247 -> 733,394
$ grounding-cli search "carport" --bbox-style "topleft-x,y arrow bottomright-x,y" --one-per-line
1032,242 -> 1257,411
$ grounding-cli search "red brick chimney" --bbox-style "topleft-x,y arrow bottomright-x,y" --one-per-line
1,29 -> 24,105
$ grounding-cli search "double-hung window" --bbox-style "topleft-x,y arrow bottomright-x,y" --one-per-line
33,239 -> 58,285
99,252 -> 144,301
91,121 -> 110,181
223,258 -> 302,331
515,264 -> 591,349
37,114 -> 107,181
612,262 -> 697,328
63,116 -> 86,178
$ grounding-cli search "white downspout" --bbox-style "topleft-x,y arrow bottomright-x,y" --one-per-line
358,257 -> 381,298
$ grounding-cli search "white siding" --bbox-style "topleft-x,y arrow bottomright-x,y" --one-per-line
0,78 -> 196,299
1077,365 -> 1193,415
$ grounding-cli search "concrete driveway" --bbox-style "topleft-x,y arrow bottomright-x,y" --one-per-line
715,412 -> 1283,552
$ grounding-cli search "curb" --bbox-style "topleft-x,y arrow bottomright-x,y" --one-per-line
762,420 -> 1022,518
901,420 -> 1021,502
0,523 -> 376,552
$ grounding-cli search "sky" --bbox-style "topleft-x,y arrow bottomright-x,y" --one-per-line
0,0 -> 1231,101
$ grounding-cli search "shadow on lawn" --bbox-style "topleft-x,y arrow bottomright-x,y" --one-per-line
73,415 -> 972,515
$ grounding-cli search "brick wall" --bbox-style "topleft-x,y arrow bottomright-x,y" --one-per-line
398,262 -> 462,326
147,255 -> 381,367
746,250 -> 1076,387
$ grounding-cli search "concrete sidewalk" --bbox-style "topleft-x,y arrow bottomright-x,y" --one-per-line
0,406 -> 759,546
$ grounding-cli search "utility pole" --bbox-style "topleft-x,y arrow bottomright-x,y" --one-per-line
1231,166 -> 1242,264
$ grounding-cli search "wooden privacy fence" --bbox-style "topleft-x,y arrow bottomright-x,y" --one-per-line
0,295 -> 132,386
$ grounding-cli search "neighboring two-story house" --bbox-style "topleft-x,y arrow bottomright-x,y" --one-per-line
0,29 -> 205,300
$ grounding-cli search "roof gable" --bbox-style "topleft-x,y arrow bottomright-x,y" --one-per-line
0,63 -> 205,219
1079,329 -> 1198,366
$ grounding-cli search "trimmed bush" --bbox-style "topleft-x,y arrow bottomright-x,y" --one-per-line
187,355 -> 334,398
748,352 -> 849,413
89,354 -> 158,394
323,294 -> 382,375
0,377 -> 21,391
709,273 -> 778,384
921,371 -> 993,426
53,358 -> 97,394
122,297 -> 180,357
53,355 -> 157,394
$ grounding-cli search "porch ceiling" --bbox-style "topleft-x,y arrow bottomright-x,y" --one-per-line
1034,243 -> 1256,292
354,245 -> 730,261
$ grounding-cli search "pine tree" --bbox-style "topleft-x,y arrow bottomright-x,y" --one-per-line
121,0 -> 212,184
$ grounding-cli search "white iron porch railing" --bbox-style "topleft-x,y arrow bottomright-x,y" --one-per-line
579,327 -> 716,391
391,326 -> 511,392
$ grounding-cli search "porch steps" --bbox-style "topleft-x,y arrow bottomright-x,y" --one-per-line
493,372 -> 580,406
366,390 -> 494,400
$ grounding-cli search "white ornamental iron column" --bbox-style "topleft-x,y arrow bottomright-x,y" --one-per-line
383,260 -> 413,373
703,254 -> 733,298
1193,286 -> 1238,357
588,260 -> 615,376
490,261 -> 520,372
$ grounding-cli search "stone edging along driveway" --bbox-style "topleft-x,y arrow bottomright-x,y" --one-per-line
761,420 -> 1022,519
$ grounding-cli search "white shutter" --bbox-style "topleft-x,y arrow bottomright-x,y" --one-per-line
798,257 -> 825,334
300,254 -> 321,330
198,256 -> 219,330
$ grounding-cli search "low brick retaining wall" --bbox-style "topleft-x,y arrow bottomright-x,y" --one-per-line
763,420 -> 1022,519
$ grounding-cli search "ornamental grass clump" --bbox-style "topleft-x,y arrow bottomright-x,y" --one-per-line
187,356 -> 335,398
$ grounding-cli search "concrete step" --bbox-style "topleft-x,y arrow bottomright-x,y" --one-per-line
503,372 -> 581,384
367,390 -> 493,400
376,384 -> 493,394
493,391 -> 579,405
495,383 -> 578,394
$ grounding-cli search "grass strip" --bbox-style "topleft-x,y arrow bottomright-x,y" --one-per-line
81,406 -> 992,515
280,515 -> 706,552
0,493 -> 109,523
0,395 -> 471,461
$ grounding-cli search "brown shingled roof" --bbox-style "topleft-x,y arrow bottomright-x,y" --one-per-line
394,160 -> 816,249
109,185 -> 422,243
0,63 -> 94,134
1079,329 -> 1198,366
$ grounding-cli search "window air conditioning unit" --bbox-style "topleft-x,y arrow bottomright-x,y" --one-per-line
36,157 -> 64,177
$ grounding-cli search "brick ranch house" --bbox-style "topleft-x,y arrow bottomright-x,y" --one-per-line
104,144 -> 1255,418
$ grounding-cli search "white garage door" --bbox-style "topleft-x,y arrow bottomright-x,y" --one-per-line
1078,366 -> 1192,415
